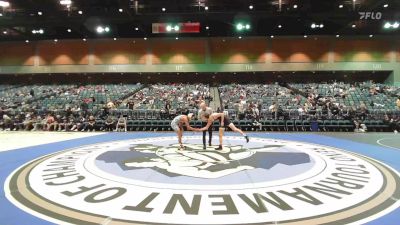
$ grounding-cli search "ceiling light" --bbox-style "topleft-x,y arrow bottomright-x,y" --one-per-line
67,29 -> 71,32
25,40 -> 29,43
311,23 -> 316,29
78,10 -> 82,14
384,22 -> 391,29
162,7 -> 166,11
339,4 -> 343,8
175,37 -> 179,40
135,27 -> 139,31
320,23 -> 324,28
383,4 -> 389,8
2,31 -> 7,34
83,38 -> 86,41
54,39 -> 58,42
32,30 -> 37,34
104,27 -> 110,32
293,4 -> 298,9
113,38 -> 117,40
59,0 -> 71,5
249,5 -> 253,10
393,22 -> 400,29
38,11 -> 43,16
278,24 -> 282,28
119,8 -> 123,12
204,6 -> 208,10
0,13 -> 3,16
238,36 -> 242,39
0,1 -> 10,7
369,34 -> 373,38
352,24 -> 356,28
304,35 -> 308,38
336,34 -> 340,37
270,35 -> 274,38
38,29 -> 44,34
205,26 -> 209,30
144,37 -> 147,40
96,26 -> 104,33
166,25 -> 172,31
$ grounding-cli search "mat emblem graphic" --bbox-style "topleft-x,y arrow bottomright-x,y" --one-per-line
5,136 -> 400,225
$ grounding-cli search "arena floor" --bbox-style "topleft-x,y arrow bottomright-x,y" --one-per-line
1,131 -> 399,225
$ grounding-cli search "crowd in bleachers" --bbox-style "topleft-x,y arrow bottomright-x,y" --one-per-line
0,81 -> 399,132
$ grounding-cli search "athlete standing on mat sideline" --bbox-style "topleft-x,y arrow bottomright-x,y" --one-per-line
198,102 -> 213,149
200,112 -> 249,150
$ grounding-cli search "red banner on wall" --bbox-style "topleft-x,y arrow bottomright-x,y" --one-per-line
152,22 -> 201,33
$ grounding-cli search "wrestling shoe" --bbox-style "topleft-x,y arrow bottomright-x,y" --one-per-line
244,135 -> 249,143
215,145 -> 223,150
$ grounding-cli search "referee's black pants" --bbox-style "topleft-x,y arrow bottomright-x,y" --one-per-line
202,122 -> 213,146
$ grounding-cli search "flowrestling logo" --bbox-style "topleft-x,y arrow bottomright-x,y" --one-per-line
5,136 -> 400,225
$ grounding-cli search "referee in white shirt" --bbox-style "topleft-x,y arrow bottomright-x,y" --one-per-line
198,102 -> 213,149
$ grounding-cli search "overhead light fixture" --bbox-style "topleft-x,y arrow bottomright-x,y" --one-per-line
0,1 -> 10,7
162,7 -> 166,11
175,37 -> 179,40
59,0 -> 71,5
383,4 -> 389,8
0,13 -> 3,16
32,29 -> 44,34
205,26 -> 209,30
113,37 -> 117,40
38,11 -> 43,16
293,4 -> 298,9
96,26 -> 104,33
270,35 -> 274,38
25,40 -> 29,43
204,6 -> 208,10
238,36 -> 242,39
336,34 -> 340,38
278,24 -> 282,28
236,23 -> 251,31
311,23 -> 316,29
249,5 -> 253,10
67,28 -> 71,32
304,35 -> 308,38
54,39 -> 58,42
83,38 -> 86,41
352,24 -> 356,28
144,37 -> 147,40
78,10 -> 83,14
119,8 -> 123,12
383,21 -> 399,29
369,34 -> 373,38
339,4 -> 343,8
2,31 -> 7,34
135,27 -> 139,31
104,27 -> 110,32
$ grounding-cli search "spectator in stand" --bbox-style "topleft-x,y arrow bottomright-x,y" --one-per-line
397,97 -> 400,110
383,114 -> 399,133
1,114 -> 13,131
104,116 -> 115,131
116,115 -> 127,132
84,115 -> 96,132
46,114 -> 56,131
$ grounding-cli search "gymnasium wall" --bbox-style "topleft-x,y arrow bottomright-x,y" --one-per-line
0,36 -> 399,84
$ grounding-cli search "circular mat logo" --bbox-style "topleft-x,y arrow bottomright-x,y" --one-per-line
5,136 -> 400,225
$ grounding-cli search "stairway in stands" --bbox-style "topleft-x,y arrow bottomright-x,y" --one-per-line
209,86 -> 222,111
